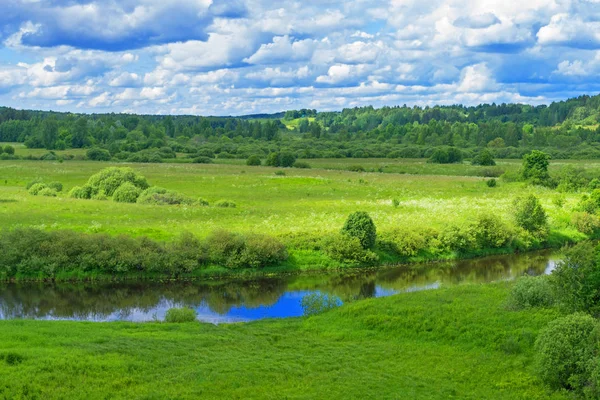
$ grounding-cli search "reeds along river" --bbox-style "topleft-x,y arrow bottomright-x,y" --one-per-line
0,250 -> 559,324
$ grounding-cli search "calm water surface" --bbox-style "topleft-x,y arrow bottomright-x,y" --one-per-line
0,251 -> 559,323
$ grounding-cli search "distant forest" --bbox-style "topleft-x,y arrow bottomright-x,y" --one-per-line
2,94 -> 600,161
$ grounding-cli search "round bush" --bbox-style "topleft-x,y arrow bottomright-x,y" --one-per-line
69,185 -> 93,199
86,167 -> 149,197
26,178 -> 44,190
38,187 -> 57,197
507,275 -> 555,309
246,155 -> 262,166
486,178 -> 497,188
293,161 -> 311,169
137,187 -> 191,205
164,308 -> 197,323
197,198 -> 209,206
86,147 -> 111,161
3,145 -> 14,155
48,181 -> 63,192
535,313 -> 600,393
341,211 -> 377,249
112,182 -> 142,203
28,183 -> 48,195
192,156 -> 213,164
514,195 -> 548,233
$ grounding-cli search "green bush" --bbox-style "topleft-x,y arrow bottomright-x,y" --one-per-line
112,182 -> 142,203
196,198 -> 209,206
323,235 -> 379,265
25,178 -> 44,190
522,150 -> 552,187
86,167 -> 149,197
513,195 -> 548,233
301,293 -> 342,316
471,149 -> 496,166
47,181 -> 63,192
274,171 -> 286,176
552,242 -> 600,314
246,155 -> 262,166
506,275 -> 555,309
69,185 -> 93,199
215,200 -> 236,208
3,145 -> 14,155
428,147 -> 463,164
164,308 -> 197,323
534,313 -> 600,395
204,230 -> 287,269
38,187 -> 57,197
471,214 -> 513,249
293,161 -> 311,169
341,211 -> 377,249
86,147 -> 111,161
28,183 -> 48,195
265,152 -> 296,167
486,178 -> 497,188
378,229 -> 434,257
571,212 -> 600,235
438,225 -> 475,253
137,187 -> 192,205
348,165 -> 365,172
192,156 -> 213,164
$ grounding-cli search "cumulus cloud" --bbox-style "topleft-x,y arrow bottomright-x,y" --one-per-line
0,0 -> 599,114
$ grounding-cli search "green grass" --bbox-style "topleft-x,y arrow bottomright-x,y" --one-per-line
0,282 -> 566,399
0,159 -> 580,241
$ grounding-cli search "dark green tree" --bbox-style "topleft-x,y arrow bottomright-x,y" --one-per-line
341,211 -> 377,249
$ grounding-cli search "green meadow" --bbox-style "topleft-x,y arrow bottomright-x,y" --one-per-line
0,282 -> 568,400
0,158 -> 580,241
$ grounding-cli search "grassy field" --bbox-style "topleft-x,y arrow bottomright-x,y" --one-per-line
0,282 -> 567,399
0,159 -> 580,242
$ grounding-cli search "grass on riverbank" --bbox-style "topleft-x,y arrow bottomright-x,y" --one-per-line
0,282 -> 567,399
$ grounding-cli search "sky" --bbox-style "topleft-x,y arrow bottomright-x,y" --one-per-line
1,0 -> 600,116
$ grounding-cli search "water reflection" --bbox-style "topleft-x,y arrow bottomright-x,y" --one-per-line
0,250 -> 559,323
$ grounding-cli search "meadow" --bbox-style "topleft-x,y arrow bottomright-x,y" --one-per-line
0,282 -> 568,399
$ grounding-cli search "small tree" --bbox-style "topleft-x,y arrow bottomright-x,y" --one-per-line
3,145 -> 14,155
341,211 -> 377,249
522,150 -> 552,186
471,149 -> 496,166
246,155 -> 262,166
514,195 -> 547,233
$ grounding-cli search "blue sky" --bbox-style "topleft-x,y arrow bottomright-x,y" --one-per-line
0,0 -> 599,116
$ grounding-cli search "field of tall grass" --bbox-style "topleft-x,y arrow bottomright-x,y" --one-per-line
0,282 -> 567,399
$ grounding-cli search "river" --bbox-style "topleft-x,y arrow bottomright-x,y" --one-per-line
0,250 -> 559,323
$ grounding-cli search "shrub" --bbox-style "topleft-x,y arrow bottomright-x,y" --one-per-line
86,167 -> 149,197
513,195 -> 548,233
341,211 -> 377,249
3,145 -> 14,155
348,165 -> 365,172
38,187 -> 57,197
392,198 -> 400,207
265,152 -> 296,167
293,161 -> 311,169
301,293 -> 342,316
439,225 -> 475,253
69,185 -> 93,199
137,187 -> 192,205
571,212 -> 600,235
47,181 -> 63,192
86,147 -> 111,161
471,149 -> 496,166
486,178 -> 497,188
215,200 -> 236,208
204,230 -> 287,269
552,242 -> 600,314
378,229 -> 433,257
428,147 -> 463,164
91,190 -> 108,201
40,151 -> 58,161
323,234 -> 379,265
197,198 -> 209,206
274,171 -> 286,176
192,156 -> 213,164
164,308 -> 197,323
246,155 -> 262,166
506,275 -> 555,309
112,182 -> 142,203
534,313 -> 600,394
28,183 -> 48,195
26,178 -> 44,190
471,214 -> 513,249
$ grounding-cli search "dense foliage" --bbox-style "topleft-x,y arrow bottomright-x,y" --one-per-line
0,228 -> 289,279
341,211 -> 377,249
6,94 -> 600,165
